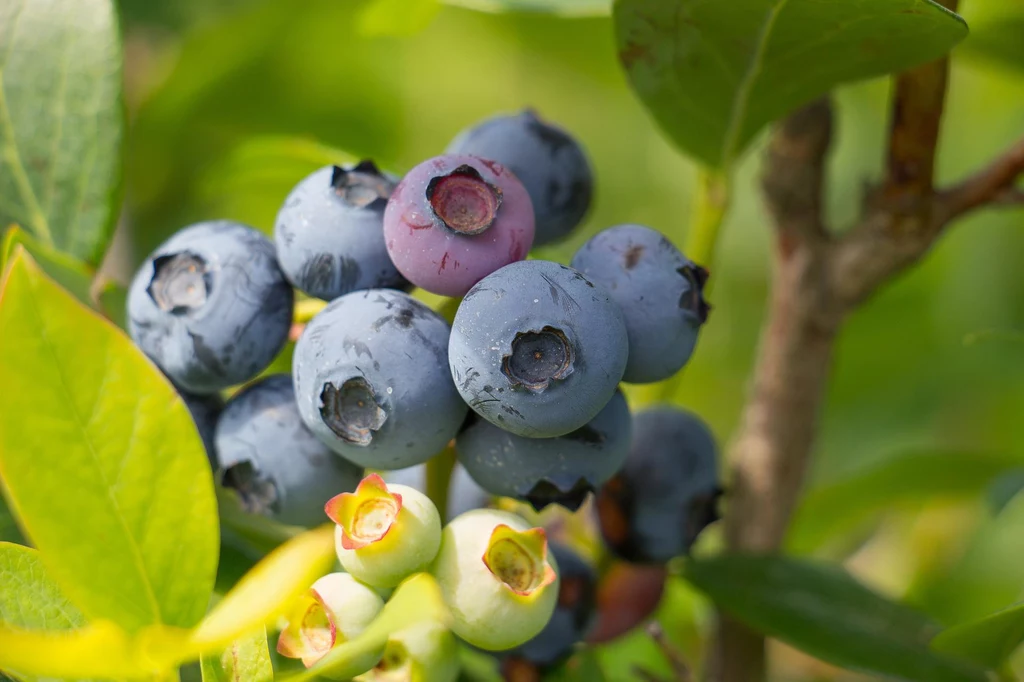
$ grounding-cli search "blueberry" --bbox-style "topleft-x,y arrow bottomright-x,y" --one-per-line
447,109 -> 593,246
456,389 -> 631,511
382,155 -> 534,297
383,462 -> 491,521
587,562 -> 668,643
449,260 -> 628,438
214,374 -> 363,527
571,224 -> 709,384
127,220 -> 294,395
293,289 -> 467,469
180,390 -> 222,469
274,162 -> 409,301
596,407 -> 721,563
430,509 -> 559,651
503,543 -> 596,667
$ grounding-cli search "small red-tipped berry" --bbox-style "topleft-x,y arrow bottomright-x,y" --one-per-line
326,474 -> 441,588
277,572 -> 384,668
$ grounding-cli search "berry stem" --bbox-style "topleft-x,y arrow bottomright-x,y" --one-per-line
425,444 -> 456,519
684,169 -> 730,272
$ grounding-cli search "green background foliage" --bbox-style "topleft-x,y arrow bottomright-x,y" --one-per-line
2,0 -> 1024,679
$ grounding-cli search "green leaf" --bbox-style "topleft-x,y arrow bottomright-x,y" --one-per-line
0,0 -> 124,264
0,251 -> 218,633
986,469 -> 1024,516
0,542 -> 83,629
932,603 -> 1024,670
218,486 -> 302,556
614,0 -> 968,169
684,556 -> 988,682
0,543 -> 94,682
2,227 -> 94,307
200,627 -> 273,682
94,277 -> 127,330
284,573 -> 449,681
358,0 -> 441,36
442,0 -> 609,15
788,451 -> 1021,553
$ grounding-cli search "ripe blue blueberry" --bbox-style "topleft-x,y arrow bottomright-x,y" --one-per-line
383,462 -> 490,521
274,162 -> 409,301
127,220 -> 294,395
447,109 -> 593,246
214,374 -> 363,527
502,543 -> 596,668
596,407 -> 721,563
180,390 -> 222,469
382,155 -> 535,297
571,224 -> 709,384
293,289 -> 468,469
456,389 -> 631,511
449,260 -> 628,438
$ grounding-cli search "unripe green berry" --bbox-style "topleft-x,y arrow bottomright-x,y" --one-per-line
327,473 -> 442,588
354,621 -> 458,682
430,509 -> 560,651
277,572 -> 384,670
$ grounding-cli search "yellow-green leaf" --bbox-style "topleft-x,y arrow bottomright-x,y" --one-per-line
0,620 -> 145,678
0,251 -> 218,633
1,228 -> 94,308
189,524 -> 336,655
200,627 -> 273,682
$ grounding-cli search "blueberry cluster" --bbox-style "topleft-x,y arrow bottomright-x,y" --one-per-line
125,109 -> 722,673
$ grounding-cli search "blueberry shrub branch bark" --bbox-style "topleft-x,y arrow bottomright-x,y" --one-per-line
717,3 -> 1024,677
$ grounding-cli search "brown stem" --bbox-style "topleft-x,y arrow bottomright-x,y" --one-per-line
711,3 -> 1024,680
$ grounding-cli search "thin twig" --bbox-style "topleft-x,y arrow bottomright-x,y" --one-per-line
645,621 -> 692,681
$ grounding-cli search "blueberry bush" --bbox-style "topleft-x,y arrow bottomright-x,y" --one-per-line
1,0 -> 1024,680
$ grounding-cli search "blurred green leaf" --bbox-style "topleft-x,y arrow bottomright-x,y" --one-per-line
910,492 -> 1024,628
443,0 -> 610,15
788,450 -> 1021,553
0,0 -> 124,264
684,555 -> 989,682
932,603 -> 1024,670
95,278 -> 128,330
0,251 -> 218,633
959,20 -> 1024,73
285,573 -> 449,681
544,650 -> 607,681
2,228 -> 94,308
986,469 -> 1024,516
613,0 -> 968,169
359,0 -> 441,36
199,136 -> 356,234
200,627 -> 273,682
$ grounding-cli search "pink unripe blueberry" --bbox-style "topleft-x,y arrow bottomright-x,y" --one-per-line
383,155 -> 535,297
